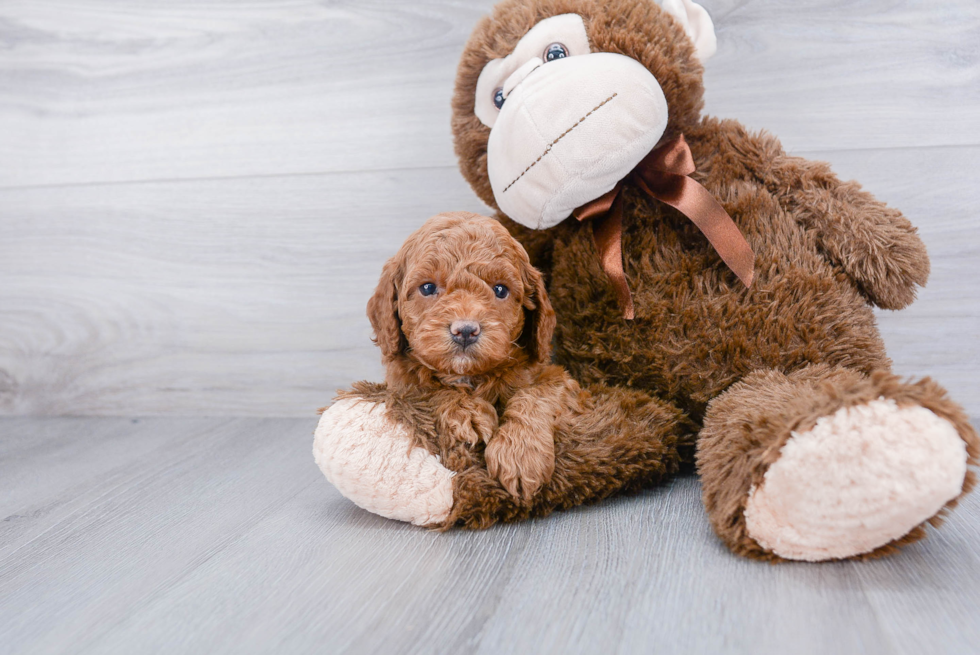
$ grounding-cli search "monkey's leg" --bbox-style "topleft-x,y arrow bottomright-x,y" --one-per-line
697,365 -> 978,561
441,386 -> 693,529
314,397 -> 456,526
314,386 -> 693,529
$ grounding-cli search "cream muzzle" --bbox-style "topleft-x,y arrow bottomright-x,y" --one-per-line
487,52 -> 669,230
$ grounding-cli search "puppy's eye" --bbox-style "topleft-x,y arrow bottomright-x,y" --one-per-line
492,284 -> 509,299
419,282 -> 438,296
493,87 -> 505,110
544,43 -> 568,62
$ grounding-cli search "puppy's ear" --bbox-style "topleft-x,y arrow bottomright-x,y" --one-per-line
519,257 -> 556,364
366,256 -> 406,362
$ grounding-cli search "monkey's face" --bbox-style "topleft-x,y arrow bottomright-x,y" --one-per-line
452,0 -> 714,230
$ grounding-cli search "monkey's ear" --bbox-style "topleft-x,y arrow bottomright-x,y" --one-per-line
519,258 -> 556,365
661,0 -> 717,61
366,256 -> 406,362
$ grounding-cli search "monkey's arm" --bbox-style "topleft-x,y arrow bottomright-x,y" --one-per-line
767,153 -> 930,309
695,117 -> 929,310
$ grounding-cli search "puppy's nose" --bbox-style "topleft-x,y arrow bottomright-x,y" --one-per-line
450,320 -> 481,348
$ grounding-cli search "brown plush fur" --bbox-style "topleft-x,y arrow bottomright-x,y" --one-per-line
430,0 -> 979,558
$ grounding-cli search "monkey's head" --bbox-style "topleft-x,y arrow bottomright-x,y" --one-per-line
452,0 -> 715,230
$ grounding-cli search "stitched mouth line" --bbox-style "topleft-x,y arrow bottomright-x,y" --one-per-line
501,92 -> 618,194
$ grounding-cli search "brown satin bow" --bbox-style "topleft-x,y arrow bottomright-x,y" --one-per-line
572,134 -> 755,320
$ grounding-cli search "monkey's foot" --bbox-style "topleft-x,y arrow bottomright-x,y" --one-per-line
313,398 -> 454,526
744,398 -> 968,561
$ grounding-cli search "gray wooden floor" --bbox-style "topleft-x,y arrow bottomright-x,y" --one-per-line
2,0 -> 980,653
2,417 -> 980,655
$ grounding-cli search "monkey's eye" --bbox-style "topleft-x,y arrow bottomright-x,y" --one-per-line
492,284 -> 509,299
544,43 -> 569,62
492,87 -> 505,110
419,282 -> 438,296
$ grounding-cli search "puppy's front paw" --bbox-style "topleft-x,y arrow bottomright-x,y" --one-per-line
469,398 -> 498,445
434,397 -> 493,447
486,421 -> 555,501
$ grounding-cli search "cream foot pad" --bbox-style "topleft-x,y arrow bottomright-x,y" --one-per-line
313,398 -> 455,526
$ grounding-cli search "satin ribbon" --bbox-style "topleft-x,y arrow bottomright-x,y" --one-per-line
572,134 -> 755,320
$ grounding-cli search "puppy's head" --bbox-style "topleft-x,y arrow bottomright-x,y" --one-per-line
368,212 -> 555,377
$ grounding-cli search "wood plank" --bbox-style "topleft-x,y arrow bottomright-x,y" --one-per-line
703,0 -> 980,153
0,417 -> 320,654
1,0 -> 977,188
2,418 -> 979,654
0,0 -> 496,188
854,515 -> 980,654
471,480 -> 890,655
0,417 -> 221,532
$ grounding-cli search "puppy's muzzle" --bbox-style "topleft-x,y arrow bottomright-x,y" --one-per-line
450,320 -> 481,349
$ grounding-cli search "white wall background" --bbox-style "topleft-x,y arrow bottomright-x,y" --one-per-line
1,0 -> 977,417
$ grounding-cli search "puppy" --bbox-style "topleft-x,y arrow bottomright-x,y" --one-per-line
367,211 -> 587,500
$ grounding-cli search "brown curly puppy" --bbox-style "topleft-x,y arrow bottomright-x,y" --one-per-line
351,212 -> 687,520
368,211 -> 575,499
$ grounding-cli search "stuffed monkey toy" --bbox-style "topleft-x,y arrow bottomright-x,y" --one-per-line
315,0 -> 978,561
